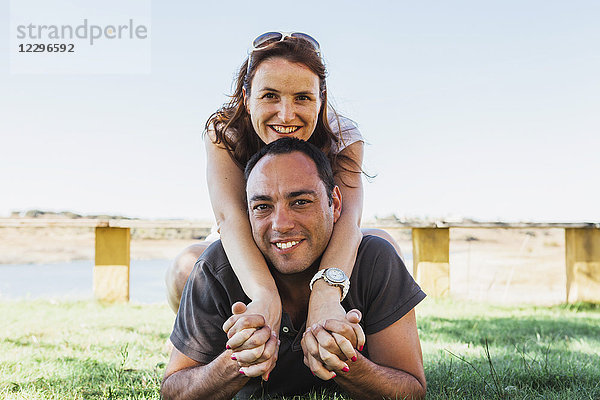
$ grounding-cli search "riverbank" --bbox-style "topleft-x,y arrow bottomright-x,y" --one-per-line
0,226 -> 201,264
0,224 -> 567,304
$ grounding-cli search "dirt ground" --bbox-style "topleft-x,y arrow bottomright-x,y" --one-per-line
0,226 -> 567,305
386,227 -> 566,305
0,226 -> 199,264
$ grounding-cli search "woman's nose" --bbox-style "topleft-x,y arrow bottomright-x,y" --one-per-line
277,99 -> 295,123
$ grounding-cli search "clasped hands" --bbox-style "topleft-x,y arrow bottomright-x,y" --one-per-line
222,300 -> 365,380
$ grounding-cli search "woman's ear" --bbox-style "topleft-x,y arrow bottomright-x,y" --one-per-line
243,87 -> 249,112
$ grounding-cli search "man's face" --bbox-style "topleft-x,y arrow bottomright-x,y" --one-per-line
246,151 -> 341,275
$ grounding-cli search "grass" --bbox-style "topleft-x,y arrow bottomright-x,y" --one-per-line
419,300 -> 600,399
1,298 -> 599,399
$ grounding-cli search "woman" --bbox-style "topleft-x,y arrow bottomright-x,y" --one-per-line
166,31 -> 401,372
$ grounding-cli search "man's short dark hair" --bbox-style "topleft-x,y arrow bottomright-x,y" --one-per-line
244,138 -> 336,204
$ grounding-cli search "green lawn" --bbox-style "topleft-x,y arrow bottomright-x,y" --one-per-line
1,298 -> 599,399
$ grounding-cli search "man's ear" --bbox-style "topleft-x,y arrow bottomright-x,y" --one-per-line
331,185 -> 342,223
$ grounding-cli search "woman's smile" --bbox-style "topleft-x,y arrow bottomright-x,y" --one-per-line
245,57 -> 322,144
270,125 -> 300,134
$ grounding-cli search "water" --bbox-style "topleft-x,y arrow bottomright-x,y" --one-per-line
0,255 -> 416,304
0,259 -> 171,303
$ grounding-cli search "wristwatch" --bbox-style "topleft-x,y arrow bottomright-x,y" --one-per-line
309,267 -> 350,301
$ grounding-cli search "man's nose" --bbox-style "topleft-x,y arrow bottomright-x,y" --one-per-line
271,206 -> 294,233
277,99 -> 295,123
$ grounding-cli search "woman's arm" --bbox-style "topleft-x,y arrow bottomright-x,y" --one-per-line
204,133 -> 282,334
321,140 -> 365,272
307,141 -> 364,334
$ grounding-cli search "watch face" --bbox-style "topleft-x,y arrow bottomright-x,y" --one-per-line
325,268 -> 346,283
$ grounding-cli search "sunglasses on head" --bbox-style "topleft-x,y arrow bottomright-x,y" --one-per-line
249,31 -> 321,56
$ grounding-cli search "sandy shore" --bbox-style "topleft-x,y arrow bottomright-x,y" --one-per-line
0,226 -> 201,264
0,225 -> 566,305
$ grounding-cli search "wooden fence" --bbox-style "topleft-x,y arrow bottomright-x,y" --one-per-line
2,219 -> 599,304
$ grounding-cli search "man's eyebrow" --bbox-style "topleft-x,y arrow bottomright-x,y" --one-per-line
249,194 -> 272,202
287,190 -> 317,198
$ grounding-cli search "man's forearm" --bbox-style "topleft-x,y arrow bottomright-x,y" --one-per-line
334,353 -> 426,400
161,350 -> 248,400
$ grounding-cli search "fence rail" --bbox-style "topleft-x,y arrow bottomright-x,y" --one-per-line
2,219 -> 599,304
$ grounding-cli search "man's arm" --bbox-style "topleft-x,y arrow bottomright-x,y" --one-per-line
304,309 -> 426,400
163,303 -> 278,400
161,347 -> 248,400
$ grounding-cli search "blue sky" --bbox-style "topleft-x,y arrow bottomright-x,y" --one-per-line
1,1 -> 599,222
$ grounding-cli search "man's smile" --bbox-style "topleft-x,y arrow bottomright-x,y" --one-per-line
272,239 -> 304,252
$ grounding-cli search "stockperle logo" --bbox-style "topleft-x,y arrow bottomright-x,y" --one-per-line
15,19 -> 149,46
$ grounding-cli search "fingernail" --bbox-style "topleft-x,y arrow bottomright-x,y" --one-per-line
226,345 -> 231,349
231,355 -> 237,360
264,373 -> 269,381
342,366 -> 350,372
351,356 -> 357,362
358,345 -> 364,352
239,370 -> 245,375
311,371 -> 314,376
331,373 -> 337,378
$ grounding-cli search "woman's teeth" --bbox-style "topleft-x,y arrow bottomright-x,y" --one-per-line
272,126 -> 299,134
275,241 -> 299,249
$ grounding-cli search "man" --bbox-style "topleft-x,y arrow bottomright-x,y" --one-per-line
162,138 -> 427,400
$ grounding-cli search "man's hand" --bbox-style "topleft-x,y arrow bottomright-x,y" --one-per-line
301,309 -> 365,380
222,302 -> 280,379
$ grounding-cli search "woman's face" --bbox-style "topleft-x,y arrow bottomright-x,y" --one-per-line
245,57 -> 322,144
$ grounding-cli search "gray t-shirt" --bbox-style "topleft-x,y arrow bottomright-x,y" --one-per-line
170,235 -> 425,399
328,113 -> 363,154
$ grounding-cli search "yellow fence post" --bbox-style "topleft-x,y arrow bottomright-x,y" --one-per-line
94,227 -> 130,303
412,228 -> 450,297
565,228 -> 600,303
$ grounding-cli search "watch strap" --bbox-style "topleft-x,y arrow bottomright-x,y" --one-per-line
309,268 -> 350,301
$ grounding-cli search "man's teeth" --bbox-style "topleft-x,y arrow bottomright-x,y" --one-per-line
275,241 -> 299,249
272,126 -> 299,134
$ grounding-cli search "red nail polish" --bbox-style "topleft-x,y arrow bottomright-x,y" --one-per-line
231,355 -> 237,360
239,370 -> 245,375
351,356 -> 357,362
311,371 -> 314,376
358,345 -> 364,352
342,366 -> 350,372
226,345 -> 231,349
331,373 -> 337,378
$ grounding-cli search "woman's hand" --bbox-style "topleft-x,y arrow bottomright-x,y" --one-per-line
222,299 -> 282,380
304,281 -> 365,375
301,309 -> 365,379
306,281 -> 347,328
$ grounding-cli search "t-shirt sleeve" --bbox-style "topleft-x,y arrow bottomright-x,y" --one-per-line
351,236 -> 426,335
170,256 -> 234,364
328,113 -> 364,154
